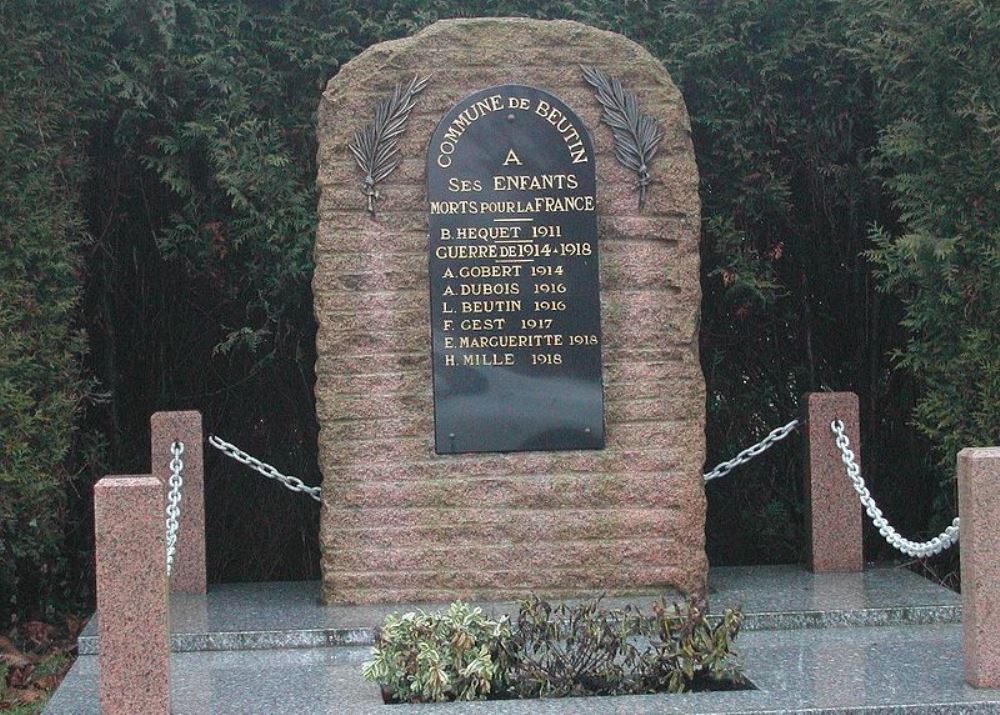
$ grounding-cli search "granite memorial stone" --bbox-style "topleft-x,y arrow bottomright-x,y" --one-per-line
314,18 -> 706,604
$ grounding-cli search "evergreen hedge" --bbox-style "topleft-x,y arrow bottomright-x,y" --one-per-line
860,0 -> 1000,479
0,2 -> 103,619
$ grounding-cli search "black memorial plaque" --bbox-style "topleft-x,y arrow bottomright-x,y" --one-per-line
428,85 -> 604,454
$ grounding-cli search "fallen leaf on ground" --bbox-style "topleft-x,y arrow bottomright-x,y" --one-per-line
8,686 -> 47,704
33,673 -> 62,690
8,663 -> 34,688
0,636 -> 34,668
25,621 -> 57,646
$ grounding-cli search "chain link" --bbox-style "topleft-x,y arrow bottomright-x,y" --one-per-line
203,416 -> 958,560
208,435 -> 322,502
165,441 -> 184,576
703,418 -> 801,482
213,418 -> 801,498
831,419 -> 960,558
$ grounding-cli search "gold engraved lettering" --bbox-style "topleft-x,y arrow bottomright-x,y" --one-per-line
460,300 -> 521,313
435,245 -> 498,260
447,178 -> 482,192
459,282 -> 519,296
493,174 -> 578,191
457,265 -> 522,278
430,91 -> 601,391
533,99 -> 589,164
430,200 -> 480,214
437,94 -> 505,168
503,149 -> 523,166
454,226 -> 522,240
458,334 -> 563,349
463,353 -> 515,366
460,318 -> 507,331
431,197 -> 596,215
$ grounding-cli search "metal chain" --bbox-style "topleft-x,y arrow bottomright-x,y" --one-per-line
208,435 -> 322,502
202,418 -> 959,561
165,441 -> 184,576
212,416 -> 800,498
703,418 -> 801,482
831,419 -> 960,558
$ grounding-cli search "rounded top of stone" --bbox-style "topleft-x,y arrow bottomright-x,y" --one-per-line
394,15 -> 651,44
324,16 -> 670,98
413,15 -> 645,42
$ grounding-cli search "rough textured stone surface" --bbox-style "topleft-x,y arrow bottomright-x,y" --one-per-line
802,392 -> 863,573
94,476 -> 170,714
151,411 -> 206,594
959,446 -> 1000,688
314,18 -> 705,604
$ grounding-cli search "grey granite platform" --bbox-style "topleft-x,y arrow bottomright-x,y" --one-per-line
75,564 -> 961,654
49,565 -> 1000,714
48,624 -> 1000,714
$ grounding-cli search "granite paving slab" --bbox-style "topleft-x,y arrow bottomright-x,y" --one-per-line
47,623 -> 1000,714
709,564 -> 961,630
76,564 -> 961,654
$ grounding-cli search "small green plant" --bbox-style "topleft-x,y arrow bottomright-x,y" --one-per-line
637,600 -> 745,692
502,595 -> 639,698
504,595 -> 745,698
361,601 -> 511,703
363,596 -> 745,703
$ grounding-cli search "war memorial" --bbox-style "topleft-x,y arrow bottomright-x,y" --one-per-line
44,17 -> 1000,715
312,17 -> 706,606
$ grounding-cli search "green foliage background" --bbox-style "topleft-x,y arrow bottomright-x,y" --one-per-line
859,0 -> 1000,483
1,1 -> 104,621
1,0 -> 996,620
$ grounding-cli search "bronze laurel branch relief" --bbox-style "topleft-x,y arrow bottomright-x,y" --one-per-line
349,74 -> 429,216
581,66 -> 662,211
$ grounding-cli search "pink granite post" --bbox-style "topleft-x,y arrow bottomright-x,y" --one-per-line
94,476 -> 170,714
151,410 -> 206,594
802,392 -> 863,572
959,446 -> 1000,688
